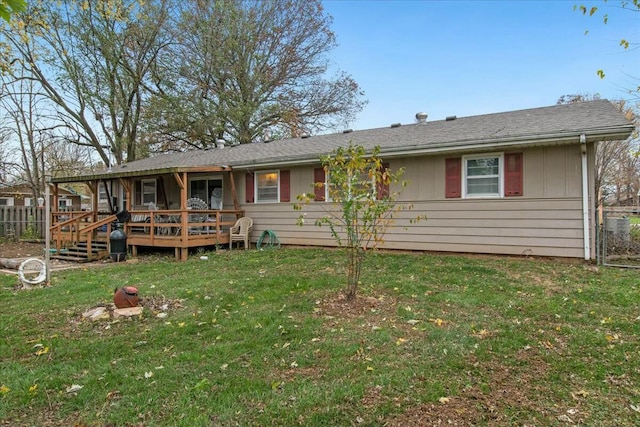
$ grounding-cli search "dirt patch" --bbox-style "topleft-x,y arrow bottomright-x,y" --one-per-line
0,241 -> 45,259
313,291 -> 397,319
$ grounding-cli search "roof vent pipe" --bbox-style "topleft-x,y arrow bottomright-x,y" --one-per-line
216,138 -> 225,149
415,112 -> 428,124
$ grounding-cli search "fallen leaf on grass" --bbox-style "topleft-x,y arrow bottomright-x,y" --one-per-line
539,340 -> 554,349
438,397 -> 450,404
193,379 -> 210,390
406,319 -> 420,325
429,318 -> 445,327
571,389 -> 589,399
66,384 -> 83,394
472,329 -> 491,339
32,343 -> 49,356
144,371 -> 154,379
0,385 -> 10,395
630,404 -> 640,413
557,414 -> 574,423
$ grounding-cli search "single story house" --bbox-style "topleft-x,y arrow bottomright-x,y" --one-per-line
0,182 -> 83,210
50,99 -> 634,261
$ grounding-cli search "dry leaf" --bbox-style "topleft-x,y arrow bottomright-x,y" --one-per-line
66,384 -> 83,394
438,397 -> 450,404
429,318 -> 445,327
571,389 -> 589,399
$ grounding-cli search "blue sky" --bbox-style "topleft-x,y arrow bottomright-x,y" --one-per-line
322,0 -> 639,130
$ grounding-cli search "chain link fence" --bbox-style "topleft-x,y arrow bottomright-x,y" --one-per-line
597,208 -> 640,268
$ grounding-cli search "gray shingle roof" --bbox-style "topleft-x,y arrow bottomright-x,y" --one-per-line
55,100 -> 634,181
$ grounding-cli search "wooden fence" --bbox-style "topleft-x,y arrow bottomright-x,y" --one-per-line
0,206 -> 46,240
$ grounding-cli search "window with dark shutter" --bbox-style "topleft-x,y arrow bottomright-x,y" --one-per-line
504,153 -> 523,197
245,172 -> 254,203
280,170 -> 290,202
314,168 -> 326,201
445,158 -> 462,198
377,162 -> 390,199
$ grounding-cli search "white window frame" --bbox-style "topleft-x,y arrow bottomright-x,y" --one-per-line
58,198 -> 72,211
323,168 -> 378,202
0,197 -> 14,206
141,179 -> 157,206
462,153 -> 504,199
24,197 -> 32,207
255,170 -> 280,203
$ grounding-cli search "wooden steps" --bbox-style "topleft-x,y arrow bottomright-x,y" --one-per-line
50,241 -> 109,263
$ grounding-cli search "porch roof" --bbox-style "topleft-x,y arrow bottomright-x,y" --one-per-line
52,99 -> 634,183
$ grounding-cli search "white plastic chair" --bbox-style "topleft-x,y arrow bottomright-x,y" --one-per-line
230,217 -> 253,249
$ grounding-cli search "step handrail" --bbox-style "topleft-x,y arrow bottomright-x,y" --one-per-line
52,213 -> 117,260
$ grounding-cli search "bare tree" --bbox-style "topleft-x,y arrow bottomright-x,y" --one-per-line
558,94 -> 639,206
1,0 -> 172,165
0,75 -> 50,199
0,126 -> 14,184
148,0 -> 366,149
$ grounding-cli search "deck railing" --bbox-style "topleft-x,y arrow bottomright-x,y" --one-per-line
51,209 -> 245,258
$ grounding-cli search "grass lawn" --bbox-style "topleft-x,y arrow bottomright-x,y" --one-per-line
1,248 -> 639,426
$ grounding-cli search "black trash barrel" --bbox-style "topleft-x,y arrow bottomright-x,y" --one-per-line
109,226 -> 127,262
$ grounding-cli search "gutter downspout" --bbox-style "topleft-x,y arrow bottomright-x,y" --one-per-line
580,134 -> 590,260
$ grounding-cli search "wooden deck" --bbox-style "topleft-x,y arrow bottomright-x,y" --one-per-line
51,209 -> 245,261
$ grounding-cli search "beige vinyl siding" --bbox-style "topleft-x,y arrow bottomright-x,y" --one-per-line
242,198 -> 585,258
238,144 -> 590,258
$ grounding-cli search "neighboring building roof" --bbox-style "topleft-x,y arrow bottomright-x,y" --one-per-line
53,100 -> 634,183
0,182 -> 77,196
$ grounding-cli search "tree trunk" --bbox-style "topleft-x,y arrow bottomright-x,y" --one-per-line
345,246 -> 363,301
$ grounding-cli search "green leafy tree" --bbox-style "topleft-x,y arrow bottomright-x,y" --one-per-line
147,0 -> 366,149
0,0 -> 26,22
295,144 -> 422,301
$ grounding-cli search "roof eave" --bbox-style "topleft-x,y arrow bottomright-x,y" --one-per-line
51,165 -> 232,183
232,125 -> 635,169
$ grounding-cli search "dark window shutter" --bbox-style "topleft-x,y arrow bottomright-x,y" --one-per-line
280,170 -> 290,202
245,172 -> 254,203
377,162 -> 390,199
314,168 -> 326,201
445,158 -> 462,198
504,153 -> 523,197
